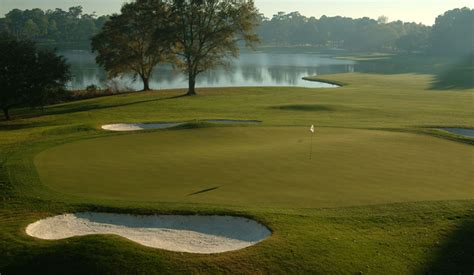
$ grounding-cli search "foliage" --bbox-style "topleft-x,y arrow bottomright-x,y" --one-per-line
164,0 -> 260,95
258,11 -> 432,52
2,5 -> 472,57
91,0 -> 172,91
0,6 -> 109,46
0,34 -> 70,120
431,7 -> 474,56
432,53 -> 474,89
257,8 -> 473,55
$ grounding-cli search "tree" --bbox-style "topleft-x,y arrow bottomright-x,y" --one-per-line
0,18 -> 8,33
377,15 -> 389,24
165,0 -> 260,95
431,7 -> 474,56
91,0 -> 171,91
23,19 -> 40,39
396,23 -> 430,52
0,34 -> 70,120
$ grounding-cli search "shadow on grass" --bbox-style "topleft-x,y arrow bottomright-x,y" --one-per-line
423,214 -> 474,274
430,54 -> 474,90
271,104 -> 333,112
353,53 -> 473,90
40,94 -> 188,117
0,121 -> 54,130
187,186 -> 220,196
354,53 -> 448,75
2,236 -> 170,274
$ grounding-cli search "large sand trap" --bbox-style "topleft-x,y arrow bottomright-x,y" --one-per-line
440,128 -> 474,138
102,120 -> 262,131
26,212 -> 271,254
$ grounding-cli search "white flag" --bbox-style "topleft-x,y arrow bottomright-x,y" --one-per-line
310,125 -> 315,133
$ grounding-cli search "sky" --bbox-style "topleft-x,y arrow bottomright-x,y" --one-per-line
0,0 -> 472,25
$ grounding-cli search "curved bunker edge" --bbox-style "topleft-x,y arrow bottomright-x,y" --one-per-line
26,212 -> 272,254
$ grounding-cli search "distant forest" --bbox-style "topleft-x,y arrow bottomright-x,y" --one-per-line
0,6 -> 472,55
0,7 -> 109,48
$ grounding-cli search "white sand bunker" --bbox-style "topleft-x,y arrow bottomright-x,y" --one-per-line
26,212 -> 271,254
102,120 -> 261,131
101,123 -> 183,131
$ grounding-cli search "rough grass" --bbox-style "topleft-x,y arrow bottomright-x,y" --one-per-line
0,72 -> 473,274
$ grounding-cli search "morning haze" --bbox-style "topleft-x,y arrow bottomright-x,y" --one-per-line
1,0 -> 473,24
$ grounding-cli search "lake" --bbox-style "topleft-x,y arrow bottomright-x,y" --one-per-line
60,50 -> 358,90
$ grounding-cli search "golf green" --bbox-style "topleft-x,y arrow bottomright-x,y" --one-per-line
35,127 -> 473,208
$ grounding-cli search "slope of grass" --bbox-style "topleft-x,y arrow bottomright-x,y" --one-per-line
0,72 -> 473,273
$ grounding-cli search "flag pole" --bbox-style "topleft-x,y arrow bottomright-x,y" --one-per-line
309,125 -> 315,160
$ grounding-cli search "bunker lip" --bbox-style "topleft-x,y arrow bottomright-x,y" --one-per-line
439,128 -> 474,138
101,120 -> 262,131
25,212 -> 271,254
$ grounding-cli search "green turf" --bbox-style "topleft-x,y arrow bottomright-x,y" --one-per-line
1,68 -> 473,273
35,127 -> 473,208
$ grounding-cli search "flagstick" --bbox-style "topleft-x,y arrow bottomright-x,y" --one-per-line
309,133 -> 313,160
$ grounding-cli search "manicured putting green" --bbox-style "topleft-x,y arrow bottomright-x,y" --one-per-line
35,127 -> 473,208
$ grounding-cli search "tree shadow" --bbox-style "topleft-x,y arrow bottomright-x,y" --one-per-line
0,121 -> 54,130
353,53 -> 447,75
352,53 -> 473,90
423,213 -> 474,274
271,104 -> 334,112
33,93 -> 188,117
187,186 -> 220,196
430,54 -> 474,90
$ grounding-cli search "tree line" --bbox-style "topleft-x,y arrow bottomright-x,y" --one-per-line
258,12 -> 430,52
0,6 -> 109,44
258,8 -> 473,56
1,5 -> 472,56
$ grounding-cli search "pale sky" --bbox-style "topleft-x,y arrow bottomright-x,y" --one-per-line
0,0 -> 472,25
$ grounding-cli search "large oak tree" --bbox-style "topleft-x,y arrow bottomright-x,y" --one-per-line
164,0 -> 260,95
0,34 -> 70,120
92,0 -> 171,91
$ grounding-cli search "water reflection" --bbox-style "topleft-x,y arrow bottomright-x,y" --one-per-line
59,50 -> 356,90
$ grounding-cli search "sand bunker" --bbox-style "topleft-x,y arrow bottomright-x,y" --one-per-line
101,123 -> 183,131
440,128 -> 474,138
102,120 -> 262,131
26,212 -> 271,254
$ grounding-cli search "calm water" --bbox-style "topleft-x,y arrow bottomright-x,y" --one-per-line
60,50 -> 357,90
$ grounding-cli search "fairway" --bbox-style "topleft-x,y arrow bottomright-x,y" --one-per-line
35,127 -> 473,208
